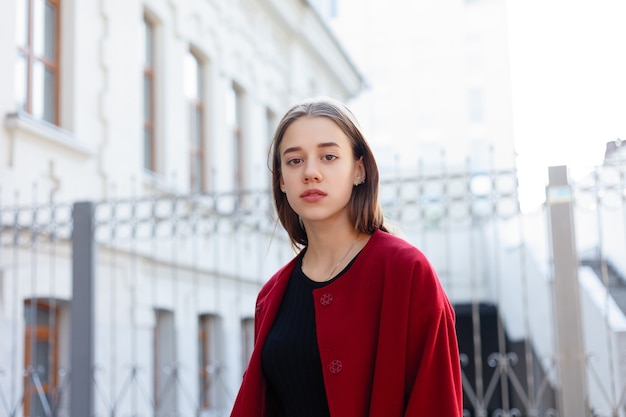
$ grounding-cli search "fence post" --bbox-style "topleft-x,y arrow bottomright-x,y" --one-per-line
546,165 -> 589,416
71,202 -> 95,417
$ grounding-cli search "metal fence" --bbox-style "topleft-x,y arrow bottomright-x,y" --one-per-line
1,164 -> 625,417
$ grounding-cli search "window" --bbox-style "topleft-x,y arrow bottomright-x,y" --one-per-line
23,300 -> 60,417
15,0 -> 61,125
226,84 -> 245,191
266,108 -> 277,147
241,317 -> 254,370
198,314 -> 225,410
154,309 -> 176,415
265,108 -> 277,189
185,50 -> 205,193
142,16 -> 156,172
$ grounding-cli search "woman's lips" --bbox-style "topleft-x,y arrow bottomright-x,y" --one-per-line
300,189 -> 327,202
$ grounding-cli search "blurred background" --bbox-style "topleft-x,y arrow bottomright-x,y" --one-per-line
1,0 -> 625,416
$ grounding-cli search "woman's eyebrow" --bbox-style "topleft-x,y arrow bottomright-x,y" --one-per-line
318,142 -> 341,149
282,142 -> 340,156
282,146 -> 301,156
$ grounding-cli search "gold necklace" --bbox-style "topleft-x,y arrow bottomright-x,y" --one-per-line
324,233 -> 360,281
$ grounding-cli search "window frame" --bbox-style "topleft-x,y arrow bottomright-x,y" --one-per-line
228,83 -> 246,192
198,313 -> 224,410
16,0 -> 62,125
23,300 -> 60,417
153,308 -> 177,413
186,48 -> 206,193
240,317 -> 254,371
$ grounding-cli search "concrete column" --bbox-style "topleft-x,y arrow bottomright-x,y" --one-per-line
546,165 -> 589,416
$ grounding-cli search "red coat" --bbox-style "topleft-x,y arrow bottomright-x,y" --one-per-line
230,229 -> 463,416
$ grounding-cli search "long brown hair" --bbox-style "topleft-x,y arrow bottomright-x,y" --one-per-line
269,97 -> 387,248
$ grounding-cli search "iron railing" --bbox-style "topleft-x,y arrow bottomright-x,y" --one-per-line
1,165 -> 625,417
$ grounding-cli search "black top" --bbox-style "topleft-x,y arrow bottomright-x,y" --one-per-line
261,254 -> 356,417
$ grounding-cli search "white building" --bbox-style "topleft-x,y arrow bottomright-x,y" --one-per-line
328,0 -> 516,174
0,0 -> 363,416
1,0 -> 364,203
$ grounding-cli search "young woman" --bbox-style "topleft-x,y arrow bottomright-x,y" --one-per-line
230,97 -> 462,417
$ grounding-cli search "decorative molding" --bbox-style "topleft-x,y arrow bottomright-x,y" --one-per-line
4,112 -> 96,157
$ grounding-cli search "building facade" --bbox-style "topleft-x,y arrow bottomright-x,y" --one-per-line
0,0 -> 363,416
1,0 -> 364,203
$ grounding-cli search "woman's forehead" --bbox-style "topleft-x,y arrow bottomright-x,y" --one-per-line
280,117 -> 351,150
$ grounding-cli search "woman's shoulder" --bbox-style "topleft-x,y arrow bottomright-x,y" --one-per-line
369,228 -> 428,263
367,229 -> 440,286
370,230 -> 449,311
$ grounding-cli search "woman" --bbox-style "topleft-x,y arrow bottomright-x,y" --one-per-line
230,97 -> 462,416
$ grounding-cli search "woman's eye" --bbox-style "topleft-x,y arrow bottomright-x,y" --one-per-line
323,155 -> 337,161
287,158 -> 302,166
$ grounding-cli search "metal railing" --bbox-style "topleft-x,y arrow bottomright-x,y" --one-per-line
1,164 -> 625,417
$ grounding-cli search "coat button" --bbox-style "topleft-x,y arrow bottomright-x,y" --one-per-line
328,360 -> 343,374
320,293 -> 333,306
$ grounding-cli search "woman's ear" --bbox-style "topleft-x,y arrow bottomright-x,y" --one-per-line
354,157 -> 366,186
279,177 -> 286,193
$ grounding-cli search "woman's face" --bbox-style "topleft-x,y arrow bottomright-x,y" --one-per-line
278,116 -> 364,226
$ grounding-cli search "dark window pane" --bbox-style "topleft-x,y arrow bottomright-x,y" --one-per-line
33,0 -> 57,60
193,108 -> 202,147
34,341 -> 51,383
24,304 -> 49,325
43,66 -> 56,123
191,157 -> 202,192
44,2 -> 57,59
196,62 -> 203,97
17,0 -> 59,124
29,393 -> 50,417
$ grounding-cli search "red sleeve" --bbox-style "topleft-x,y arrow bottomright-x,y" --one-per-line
404,260 -> 463,416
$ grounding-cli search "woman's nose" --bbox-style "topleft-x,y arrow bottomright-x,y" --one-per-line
303,161 -> 321,182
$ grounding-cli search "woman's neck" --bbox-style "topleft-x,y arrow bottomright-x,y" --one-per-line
301,220 -> 368,282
